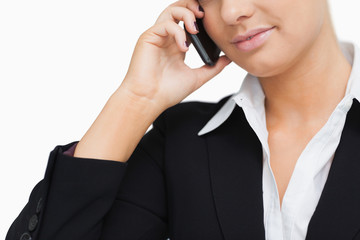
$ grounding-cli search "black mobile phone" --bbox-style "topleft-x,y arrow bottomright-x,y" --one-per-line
183,18 -> 221,66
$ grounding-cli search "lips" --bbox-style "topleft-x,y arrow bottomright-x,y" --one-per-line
232,26 -> 275,52
231,26 -> 276,43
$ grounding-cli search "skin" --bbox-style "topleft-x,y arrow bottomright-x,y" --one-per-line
200,0 -> 351,126
74,0 -> 351,207
199,0 -> 352,206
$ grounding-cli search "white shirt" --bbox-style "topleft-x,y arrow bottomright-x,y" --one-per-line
197,41 -> 360,240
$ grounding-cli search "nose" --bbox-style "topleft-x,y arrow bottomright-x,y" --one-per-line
220,0 -> 255,26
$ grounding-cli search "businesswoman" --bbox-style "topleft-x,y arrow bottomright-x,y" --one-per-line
6,0 -> 360,239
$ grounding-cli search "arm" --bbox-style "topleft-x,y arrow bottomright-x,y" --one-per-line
6,113 -> 168,240
6,0 -> 230,238
5,141 -> 127,240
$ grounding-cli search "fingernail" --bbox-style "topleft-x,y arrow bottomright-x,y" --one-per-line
185,41 -> 190,48
194,21 -> 199,32
198,5 -> 204,12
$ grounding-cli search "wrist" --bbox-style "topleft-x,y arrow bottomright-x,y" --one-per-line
111,85 -> 163,124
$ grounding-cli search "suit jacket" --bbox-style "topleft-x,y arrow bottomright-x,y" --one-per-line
6,95 -> 360,240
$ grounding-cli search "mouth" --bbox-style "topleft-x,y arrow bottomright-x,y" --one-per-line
231,26 -> 276,43
231,26 -> 276,52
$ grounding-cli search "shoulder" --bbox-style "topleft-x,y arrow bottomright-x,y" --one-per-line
153,94 -> 232,135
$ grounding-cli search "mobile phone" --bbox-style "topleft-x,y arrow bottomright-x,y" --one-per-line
183,18 -> 221,66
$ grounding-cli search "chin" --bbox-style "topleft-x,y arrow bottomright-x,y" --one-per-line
223,40 -> 289,77
230,55 -> 278,77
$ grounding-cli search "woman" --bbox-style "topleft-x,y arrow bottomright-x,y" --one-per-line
6,0 -> 360,239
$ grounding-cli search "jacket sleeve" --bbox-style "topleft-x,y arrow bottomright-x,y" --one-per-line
6,113 -> 169,240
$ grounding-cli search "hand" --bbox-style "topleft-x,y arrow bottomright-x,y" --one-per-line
119,0 -> 232,113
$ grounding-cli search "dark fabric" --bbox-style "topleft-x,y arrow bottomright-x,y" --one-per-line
305,97 -> 360,239
6,96 -> 360,240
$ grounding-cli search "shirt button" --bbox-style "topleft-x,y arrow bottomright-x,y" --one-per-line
36,198 -> 42,214
28,214 -> 38,232
19,232 -> 32,240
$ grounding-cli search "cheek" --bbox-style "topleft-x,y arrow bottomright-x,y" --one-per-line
202,14 -> 225,45
201,0 -> 326,77
277,0 -> 325,45
237,1 -> 325,76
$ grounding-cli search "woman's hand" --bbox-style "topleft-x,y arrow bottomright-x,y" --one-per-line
120,0 -> 232,114
73,0 -> 232,162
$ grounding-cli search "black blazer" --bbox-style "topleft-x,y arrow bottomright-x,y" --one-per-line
6,95 -> 360,240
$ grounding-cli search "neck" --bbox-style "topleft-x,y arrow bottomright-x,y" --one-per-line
259,12 -> 352,129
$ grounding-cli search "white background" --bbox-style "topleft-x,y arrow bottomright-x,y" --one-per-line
1,0 -> 359,238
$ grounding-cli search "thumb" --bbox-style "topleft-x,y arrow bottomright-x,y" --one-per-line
193,55 -> 232,89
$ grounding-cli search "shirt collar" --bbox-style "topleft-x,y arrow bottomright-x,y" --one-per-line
198,40 -> 360,136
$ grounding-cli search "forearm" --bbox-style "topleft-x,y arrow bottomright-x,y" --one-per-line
74,86 -> 162,162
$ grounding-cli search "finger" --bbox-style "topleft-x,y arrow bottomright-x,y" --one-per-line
193,56 -> 232,89
155,6 -> 198,35
178,0 -> 205,19
168,6 -> 200,34
145,20 -> 189,52
156,0 -> 204,25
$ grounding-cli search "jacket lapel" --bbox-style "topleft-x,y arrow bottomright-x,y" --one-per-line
203,97 -> 360,239
306,98 -> 360,239
205,105 -> 266,240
